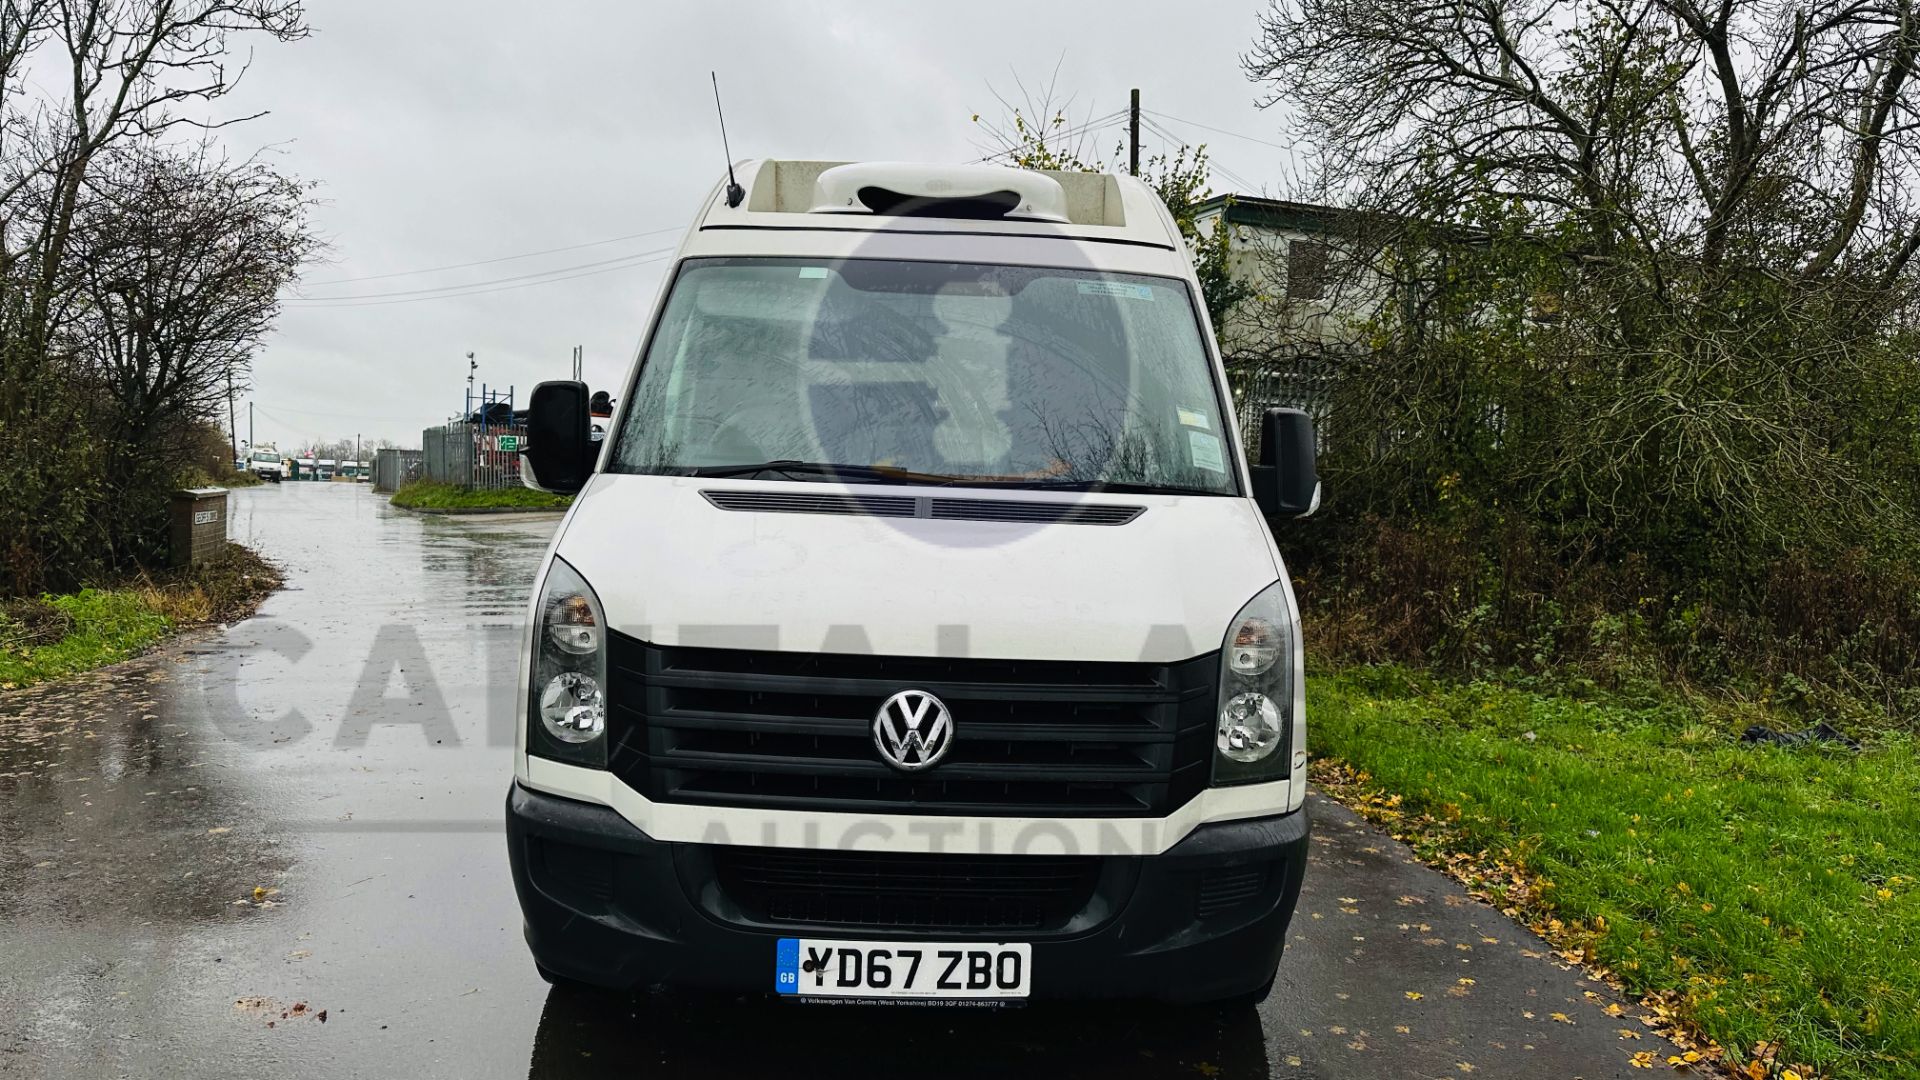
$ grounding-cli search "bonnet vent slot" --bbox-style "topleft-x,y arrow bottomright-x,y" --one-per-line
927,499 -> 1142,526
701,490 -> 917,517
702,490 -> 1143,525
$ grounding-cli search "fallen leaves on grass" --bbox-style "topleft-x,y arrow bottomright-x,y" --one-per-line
1311,757 -> 1779,1077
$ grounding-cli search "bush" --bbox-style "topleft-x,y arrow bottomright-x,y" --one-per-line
178,466 -> 265,489
1287,513 -> 1920,729
0,542 -> 281,689
0,596 -> 75,651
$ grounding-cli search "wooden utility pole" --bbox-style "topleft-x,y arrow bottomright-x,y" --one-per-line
1129,88 -> 1141,176
226,370 -> 238,464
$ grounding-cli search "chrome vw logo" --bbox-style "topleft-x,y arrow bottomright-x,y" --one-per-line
872,689 -> 953,772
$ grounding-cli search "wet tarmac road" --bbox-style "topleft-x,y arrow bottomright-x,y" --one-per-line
0,483 -> 1680,1079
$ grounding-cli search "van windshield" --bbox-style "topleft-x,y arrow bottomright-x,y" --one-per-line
611,258 -> 1237,495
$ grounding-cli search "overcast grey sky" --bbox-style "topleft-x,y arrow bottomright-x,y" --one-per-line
215,0 -> 1299,450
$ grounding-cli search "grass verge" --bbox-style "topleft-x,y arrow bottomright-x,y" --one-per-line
0,543 -> 282,691
389,479 -> 572,512
178,467 -> 265,488
1309,668 -> 1917,1079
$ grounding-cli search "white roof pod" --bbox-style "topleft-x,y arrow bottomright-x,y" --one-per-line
808,162 -> 1071,223
716,160 -> 1177,249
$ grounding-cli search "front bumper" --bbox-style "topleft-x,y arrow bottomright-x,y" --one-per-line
505,782 -> 1309,1004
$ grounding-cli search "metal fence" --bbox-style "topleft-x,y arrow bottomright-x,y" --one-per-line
371,448 -> 424,493
420,420 -> 527,490
1231,352 -> 1339,459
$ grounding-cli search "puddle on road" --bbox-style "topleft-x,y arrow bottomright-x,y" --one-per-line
0,656 -> 299,926
0,485 -> 557,928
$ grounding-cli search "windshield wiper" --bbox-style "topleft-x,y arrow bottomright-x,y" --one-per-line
996,478 -> 1226,496
683,460 -> 967,484
684,462 -> 1221,496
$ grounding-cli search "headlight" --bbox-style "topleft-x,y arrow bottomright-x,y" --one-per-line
1213,580 -> 1297,785
539,672 -> 604,742
529,557 -> 607,766
1218,692 -> 1283,762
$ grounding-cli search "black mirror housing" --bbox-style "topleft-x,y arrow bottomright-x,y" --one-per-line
522,380 -> 595,495
1250,407 -> 1319,518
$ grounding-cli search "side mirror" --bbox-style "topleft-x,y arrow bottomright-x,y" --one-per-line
1250,407 -> 1320,518
522,380 -> 595,494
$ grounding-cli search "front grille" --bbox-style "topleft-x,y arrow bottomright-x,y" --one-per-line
606,634 -> 1217,817
714,847 -> 1100,930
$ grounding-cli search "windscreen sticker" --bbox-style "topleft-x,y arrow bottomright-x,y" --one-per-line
1188,430 -> 1227,473
1176,407 -> 1211,431
798,266 -> 830,279
1076,281 -> 1154,300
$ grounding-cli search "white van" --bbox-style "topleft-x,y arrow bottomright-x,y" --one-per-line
247,445 -> 284,483
507,160 -> 1320,1007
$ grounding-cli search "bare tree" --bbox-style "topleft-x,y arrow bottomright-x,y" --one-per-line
972,74 -> 1254,328
1241,0 -> 1920,551
3,0 -> 306,360
1246,0 -> 1920,284
66,142 -> 314,465
0,0 -> 308,591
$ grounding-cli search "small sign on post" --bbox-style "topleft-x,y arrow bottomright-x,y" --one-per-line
495,434 -> 521,453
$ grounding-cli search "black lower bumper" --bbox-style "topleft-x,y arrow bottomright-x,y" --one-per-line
505,782 -> 1309,1004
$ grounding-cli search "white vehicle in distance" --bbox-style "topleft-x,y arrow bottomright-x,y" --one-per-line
509,160 -> 1320,1009
247,445 -> 285,483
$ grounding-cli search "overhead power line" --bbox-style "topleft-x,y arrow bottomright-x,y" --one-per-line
1144,110 -> 1291,152
252,402 -> 426,424
285,246 -> 677,305
297,225 -> 685,287
971,107 -> 1128,164
1140,116 -> 1265,194
1210,163 -> 1264,194
280,249 -> 676,309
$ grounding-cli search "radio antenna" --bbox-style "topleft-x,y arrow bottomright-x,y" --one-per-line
711,71 -> 745,208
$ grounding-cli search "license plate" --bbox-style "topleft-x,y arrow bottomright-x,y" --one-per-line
775,938 -> 1031,1001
